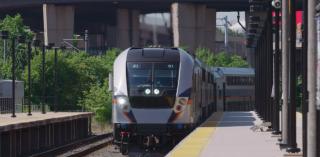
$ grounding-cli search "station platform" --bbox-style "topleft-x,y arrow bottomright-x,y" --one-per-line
0,112 -> 93,157
166,111 -> 303,157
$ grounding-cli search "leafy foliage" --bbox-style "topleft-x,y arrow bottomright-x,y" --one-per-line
20,49 -> 120,119
80,80 -> 112,122
195,47 -> 249,67
0,14 -> 33,40
0,14 -> 34,76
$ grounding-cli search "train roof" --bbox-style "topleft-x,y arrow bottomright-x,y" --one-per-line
213,67 -> 255,78
0,80 -> 24,83
126,47 -> 181,62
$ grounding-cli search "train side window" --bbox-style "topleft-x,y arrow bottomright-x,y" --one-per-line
202,69 -> 205,81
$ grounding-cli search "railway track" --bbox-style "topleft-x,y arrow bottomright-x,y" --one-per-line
31,133 -> 113,157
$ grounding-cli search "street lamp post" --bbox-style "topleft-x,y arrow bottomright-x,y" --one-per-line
41,43 -> 54,114
11,37 -> 16,118
272,7 -> 281,135
27,40 -> 32,116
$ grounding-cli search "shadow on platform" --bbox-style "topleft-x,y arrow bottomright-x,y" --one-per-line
218,111 -> 255,127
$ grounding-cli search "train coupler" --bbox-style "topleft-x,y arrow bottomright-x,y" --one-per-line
119,131 -> 130,155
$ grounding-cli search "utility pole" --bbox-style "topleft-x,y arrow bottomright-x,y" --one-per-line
224,16 -> 229,53
280,0 -> 289,147
84,30 -> 88,54
217,16 -> 231,54
224,16 -> 228,49
307,0 -> 317,156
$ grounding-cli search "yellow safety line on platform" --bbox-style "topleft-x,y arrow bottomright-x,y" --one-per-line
168,112 -> 224,157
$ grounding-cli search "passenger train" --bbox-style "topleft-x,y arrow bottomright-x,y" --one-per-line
213,67 -> 255,111
109,47 -> 254,154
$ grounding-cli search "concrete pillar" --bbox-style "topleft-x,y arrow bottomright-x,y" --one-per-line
171,3 -> 216,53
43,4 -> 74,46
204,8 -> 216,52
195,5 -> 206,49
172,3 -> 197,52
131,10 -> 140,47
116,9 -> 140,49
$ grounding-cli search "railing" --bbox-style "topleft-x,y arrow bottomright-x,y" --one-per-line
1,95 -> 88,115
0,97 -> 51,114
0,97 -> 14,114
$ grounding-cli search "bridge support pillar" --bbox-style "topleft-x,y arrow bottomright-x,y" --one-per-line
116,9 -> 140,49
171,3 -> 216,53
204,8 -> 216,52
43,4 -> 75,46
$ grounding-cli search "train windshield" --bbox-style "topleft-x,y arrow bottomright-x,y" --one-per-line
127,62 -> 179,108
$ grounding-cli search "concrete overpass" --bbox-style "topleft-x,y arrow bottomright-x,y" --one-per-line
0,0 -> 250,11
0,0 -> 251,52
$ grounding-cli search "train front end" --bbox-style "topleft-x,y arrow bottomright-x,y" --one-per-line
111,48 -> 194,149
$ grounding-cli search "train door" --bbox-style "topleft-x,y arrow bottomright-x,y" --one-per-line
216,78 -> 224,112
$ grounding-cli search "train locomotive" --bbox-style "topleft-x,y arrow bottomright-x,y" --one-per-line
109,47 -> 216,154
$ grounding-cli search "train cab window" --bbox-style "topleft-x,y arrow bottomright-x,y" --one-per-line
154,63 -> 178,89
127,62 -> 179,108
127,63 -> 152,93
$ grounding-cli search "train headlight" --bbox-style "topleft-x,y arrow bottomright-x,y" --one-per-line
154,89 -> 160,95
145,89 -> 151,95
116,96 -> 130,112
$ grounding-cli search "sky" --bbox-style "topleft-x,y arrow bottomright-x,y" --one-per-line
141,11 -> 246,32
217,12 -> 246,32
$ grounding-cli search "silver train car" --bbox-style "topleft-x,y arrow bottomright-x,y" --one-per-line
213,67 -> 255,111
109,48 -> 215,153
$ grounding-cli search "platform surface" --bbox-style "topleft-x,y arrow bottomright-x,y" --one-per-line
0,112 -> 93,132
167,111 -> 303,157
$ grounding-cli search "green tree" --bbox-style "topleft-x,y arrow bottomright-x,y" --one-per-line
80,79 -> 112,122
227,54 -> 249,67
195,47 -> 249,68
0,14 -> 34,79
79,48 -> 120,122
0,14 -> 33,40
20,48 -> 120,119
